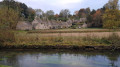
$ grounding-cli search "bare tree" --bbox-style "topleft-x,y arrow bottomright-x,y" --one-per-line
59,9 -> 70,18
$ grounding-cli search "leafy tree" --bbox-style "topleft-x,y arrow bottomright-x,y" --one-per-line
90,9 -> 96,15
103,0 -> 120,29
78,9 -> 86,18
92,10 -> 103,27
103,9 -> 120,29
0,7 -> 19,29
78,8 -> 90,18
86,7 -> 90,14
2,0 -> 35,22
105,0 -> 119,10
27,8 -> 35,22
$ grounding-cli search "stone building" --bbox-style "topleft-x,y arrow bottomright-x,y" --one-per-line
16,17 -> 87,30
16,21 -> 32,30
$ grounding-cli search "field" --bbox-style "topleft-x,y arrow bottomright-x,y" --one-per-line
17,29 -> 120,38
1,29 -> 120,49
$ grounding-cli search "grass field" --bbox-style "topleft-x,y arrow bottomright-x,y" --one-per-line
27,29 -> 120,33
1,29 -> 120,49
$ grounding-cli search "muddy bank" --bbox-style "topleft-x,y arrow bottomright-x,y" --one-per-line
0,45 -> 120,51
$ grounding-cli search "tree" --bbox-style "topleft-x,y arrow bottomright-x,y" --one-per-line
2,0 -> 35,22
103,0 -> 120,29
27,8 -> 35,22
103,9 -> 120,29
59,9 -> 70,18
0,7 -> 19,29
35,9 -> 44,18
90,9 -> 96,15
105,0 -> 119,10
45,10 -> 54,20
92,10 -> 103,27
78,8 -> 90,18
86,7 -> 90,14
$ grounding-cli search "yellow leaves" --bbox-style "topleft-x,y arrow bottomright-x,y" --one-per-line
103,9 -> 120,29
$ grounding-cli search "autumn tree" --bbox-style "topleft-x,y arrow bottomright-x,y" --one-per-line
2,0 -> 35,22
103,9 -> 120,29
103,0 -> 120,29
78,8 -> 90,18
0,7 -> 19,29
105,0 -> 119,10
92,10 -> 103,27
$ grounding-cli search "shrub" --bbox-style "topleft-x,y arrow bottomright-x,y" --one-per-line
54,37 -> 64,42
0,30 -> 15,45
107,33 -> 120,46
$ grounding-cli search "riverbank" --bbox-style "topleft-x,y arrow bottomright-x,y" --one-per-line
1,45 -> 120,51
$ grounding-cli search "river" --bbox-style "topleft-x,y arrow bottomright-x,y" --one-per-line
0,50 -> 120,67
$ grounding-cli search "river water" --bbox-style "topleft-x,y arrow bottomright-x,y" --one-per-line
0,50 -> 120,67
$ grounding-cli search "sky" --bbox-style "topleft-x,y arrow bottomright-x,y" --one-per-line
0,0 -> 110,14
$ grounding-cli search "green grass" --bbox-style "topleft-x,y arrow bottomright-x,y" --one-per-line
0,65 -> 12,67
28,29 -> 120,33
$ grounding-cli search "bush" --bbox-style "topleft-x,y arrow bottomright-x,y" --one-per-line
54,37 -> 64,42
0,30 -> 15,45
82,33 -> 120,46
107,33 -> 120,46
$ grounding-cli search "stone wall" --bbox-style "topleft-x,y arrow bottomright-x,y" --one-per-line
16,21 -> 32,30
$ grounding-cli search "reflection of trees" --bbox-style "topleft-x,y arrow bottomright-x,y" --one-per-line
79,51 -> 120,67
106,52 -> 120,67
0,50 -> 120,67
110,62 -> 118,67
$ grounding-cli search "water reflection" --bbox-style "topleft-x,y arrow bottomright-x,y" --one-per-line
0,50 -> 120,67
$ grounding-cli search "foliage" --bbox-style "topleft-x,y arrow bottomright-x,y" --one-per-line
103,9 -> 120,29
106,33 -> 120,46
2,0 -> 35,22
0,30 -> 15,45
0,7 -> 19,29
78,8 -> 90,18
0,65 -> 12,67
35,9 -> 44,18
105,0 -> 119,10
82,33 -> 120,46
59,9 -> 70,19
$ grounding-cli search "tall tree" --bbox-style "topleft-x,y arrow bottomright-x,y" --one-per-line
103,0 -> 120,29
45,10 -> 54,20
0,7 -> 19,29
59,9 -> 70,18
103,9 -> 120,29
35,9 -> 44,18
2,0 -> 35,22
105,0 -> 119,9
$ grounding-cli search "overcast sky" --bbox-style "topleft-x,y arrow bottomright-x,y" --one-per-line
0,0 -> 110,14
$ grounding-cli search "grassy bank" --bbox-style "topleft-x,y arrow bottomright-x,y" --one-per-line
0,29 -> 120,50
28,29 -> 120,33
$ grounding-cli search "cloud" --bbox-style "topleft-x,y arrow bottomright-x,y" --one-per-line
59,0 -> 83,5
51,0 -> 83,9
0,0 -> 110,14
